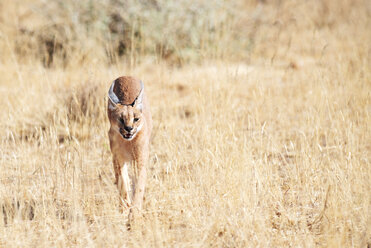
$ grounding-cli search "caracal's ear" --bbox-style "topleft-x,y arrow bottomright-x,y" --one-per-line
108,80 -> 120,110
132,80 -> 144,111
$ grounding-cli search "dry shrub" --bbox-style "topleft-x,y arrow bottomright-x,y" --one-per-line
64,81 -> 105,123
48,80 -> 106,142
15,25 -> 70,67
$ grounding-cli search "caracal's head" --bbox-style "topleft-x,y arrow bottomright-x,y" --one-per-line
108,77 -> 144,141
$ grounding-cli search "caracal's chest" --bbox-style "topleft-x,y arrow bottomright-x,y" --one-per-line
109,128 -> 136,162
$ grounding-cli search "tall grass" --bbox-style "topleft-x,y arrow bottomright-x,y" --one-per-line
0,0 -> 370,247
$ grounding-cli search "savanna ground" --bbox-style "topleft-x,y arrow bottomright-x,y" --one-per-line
0,0 -> 370,247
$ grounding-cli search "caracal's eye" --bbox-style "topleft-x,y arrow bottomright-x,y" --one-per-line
119,118 -> 125,125
134,117 -> 140,122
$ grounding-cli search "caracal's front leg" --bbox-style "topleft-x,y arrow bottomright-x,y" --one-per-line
132,160 -> 147,210
129,163 -> 146,222
117,162 -> 132,210
130,145 -> 148,220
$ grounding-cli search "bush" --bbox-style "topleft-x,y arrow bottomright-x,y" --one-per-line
11,0 -> 247,66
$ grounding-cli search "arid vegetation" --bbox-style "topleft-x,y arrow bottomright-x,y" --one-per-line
0,0 -> 370,247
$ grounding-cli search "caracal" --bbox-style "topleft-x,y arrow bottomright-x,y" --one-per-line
107,76 -> 152,219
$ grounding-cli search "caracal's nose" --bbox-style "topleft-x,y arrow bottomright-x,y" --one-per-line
124,126 -> 133,132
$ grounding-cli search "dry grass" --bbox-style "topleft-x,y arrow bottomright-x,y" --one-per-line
0,0 -> 370,247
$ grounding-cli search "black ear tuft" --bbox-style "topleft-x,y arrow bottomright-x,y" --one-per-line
132,81 -> 144,110
108,81 -> 120,109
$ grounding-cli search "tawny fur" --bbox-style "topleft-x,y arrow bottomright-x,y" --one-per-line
107,76 -> 152,216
